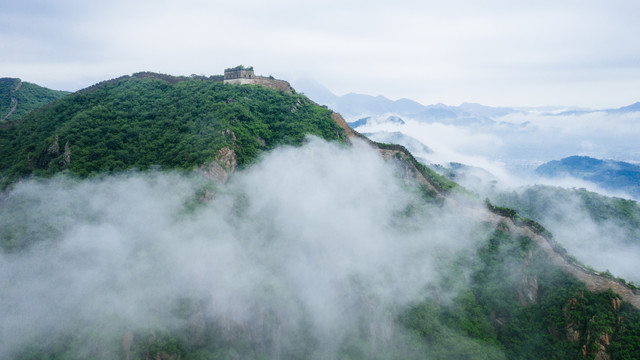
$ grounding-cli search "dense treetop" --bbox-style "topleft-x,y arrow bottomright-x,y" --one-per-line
0,73 -> 345,187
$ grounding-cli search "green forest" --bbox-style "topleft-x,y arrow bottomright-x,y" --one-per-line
0,73 -> 345,188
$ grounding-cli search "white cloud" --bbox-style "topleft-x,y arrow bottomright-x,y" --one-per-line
2,0 -> 639,107
0,138 -> 495,358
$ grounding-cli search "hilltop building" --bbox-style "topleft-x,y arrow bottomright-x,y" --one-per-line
224,66 -> 255,81
223,65 -> 292,93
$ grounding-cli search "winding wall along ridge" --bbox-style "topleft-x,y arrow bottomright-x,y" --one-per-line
1,80 -> 21,122
330,111 -> 640,309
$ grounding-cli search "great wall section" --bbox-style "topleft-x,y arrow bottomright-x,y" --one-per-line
1,79 -> 22,123
327,110 -> 640,310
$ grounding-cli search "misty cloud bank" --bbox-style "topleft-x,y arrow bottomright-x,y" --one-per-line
499,189 -> 640,284
354,109 -> 640,181
352,110 -> 640,285
0,138 -> 498,358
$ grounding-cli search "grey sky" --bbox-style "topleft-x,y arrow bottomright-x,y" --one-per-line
2,0 -> 639,107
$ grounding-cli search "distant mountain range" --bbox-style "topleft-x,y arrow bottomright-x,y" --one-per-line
553,102 -> 640,116
295,78 -> 639,122
536,156 -> 640,199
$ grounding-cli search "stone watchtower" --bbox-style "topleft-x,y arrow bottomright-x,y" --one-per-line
224,66 -> 255,81
222,65 -> 293,93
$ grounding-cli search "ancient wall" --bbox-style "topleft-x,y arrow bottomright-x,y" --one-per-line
223,76 -> 293,93
224,69 -> 255,80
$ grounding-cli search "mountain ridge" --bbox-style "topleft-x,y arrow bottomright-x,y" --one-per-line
0,77 -> 69,125
295,79 -> 640,123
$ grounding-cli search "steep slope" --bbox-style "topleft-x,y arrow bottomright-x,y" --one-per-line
0,77 -> 69,124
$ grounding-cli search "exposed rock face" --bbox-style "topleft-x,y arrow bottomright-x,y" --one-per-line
200,146 -> 237,184
566,324 -> 581,343
331,112 -> 360,140
516,274 -> 539,305
215,146 -> 237,172
62,141 -> 71,165
224,76 -> 293,93
222,128 -> 237,142
564,298 -> 581,342
516,250 -> 539,305
594,331 -> 612,360
290,98 -> 302,112
48,135 -> 60,155
561,296 -> 617,359
611,297 -> 621,311
201,161 -> 227,183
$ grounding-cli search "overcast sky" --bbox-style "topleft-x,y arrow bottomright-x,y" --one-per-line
2,0 -> 639,107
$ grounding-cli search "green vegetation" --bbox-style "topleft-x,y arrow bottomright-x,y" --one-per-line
375,141 -> 459,195
0,73 -> 345,188
0,78 -> 69,123
484,199 -> 553,239
226,65 -> 254,71
491,185 -> 640,246
401,224 -> 640,360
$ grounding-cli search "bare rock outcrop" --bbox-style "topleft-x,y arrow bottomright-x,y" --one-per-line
47,135 -> 60,155
62,141 -> 71,165
200,146 -> 237,184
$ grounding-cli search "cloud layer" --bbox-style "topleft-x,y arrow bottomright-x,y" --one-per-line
0,138 -> 493,358
2,1 -> 639,107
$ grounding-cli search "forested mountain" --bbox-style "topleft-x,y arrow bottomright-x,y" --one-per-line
0,77 -> 69,124
536,156 -> 640,199
1,73 -> 639,360
0,73 -> 345,188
